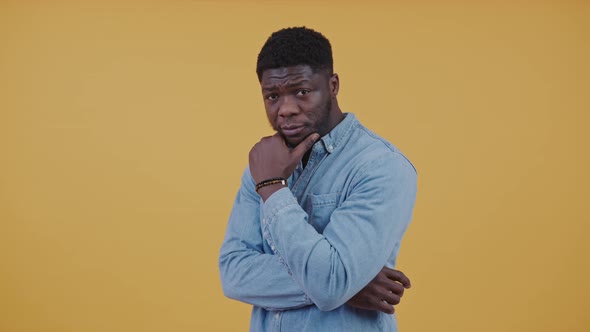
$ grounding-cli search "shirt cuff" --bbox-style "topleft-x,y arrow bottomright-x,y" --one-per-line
261,186 -> 298,228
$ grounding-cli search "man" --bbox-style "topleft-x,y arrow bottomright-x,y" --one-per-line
219,27 -> 417,331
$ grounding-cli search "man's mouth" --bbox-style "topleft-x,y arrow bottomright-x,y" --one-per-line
281,125 -> 305,137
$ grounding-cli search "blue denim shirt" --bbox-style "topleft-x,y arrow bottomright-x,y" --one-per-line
219,113 -> 417,331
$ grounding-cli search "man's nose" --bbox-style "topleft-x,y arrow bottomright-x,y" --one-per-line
277,95 -> 300,117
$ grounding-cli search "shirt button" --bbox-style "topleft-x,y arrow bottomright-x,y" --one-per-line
270,245 -> 275,251
328,145 -> 334,152
275,313 -> 280,319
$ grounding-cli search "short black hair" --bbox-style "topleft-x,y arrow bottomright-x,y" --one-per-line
256,26 -> 333,81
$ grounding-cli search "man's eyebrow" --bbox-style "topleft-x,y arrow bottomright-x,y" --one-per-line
262,80 -> 312,92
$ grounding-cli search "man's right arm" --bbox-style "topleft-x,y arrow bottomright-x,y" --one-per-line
218,167 -> 313,310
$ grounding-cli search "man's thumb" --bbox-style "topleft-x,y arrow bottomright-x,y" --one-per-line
292,133 -> 320,158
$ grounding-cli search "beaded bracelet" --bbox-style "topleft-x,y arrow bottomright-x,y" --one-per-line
255,177 -> 288,192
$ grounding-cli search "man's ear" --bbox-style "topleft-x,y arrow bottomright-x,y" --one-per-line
330,73 -> 340,97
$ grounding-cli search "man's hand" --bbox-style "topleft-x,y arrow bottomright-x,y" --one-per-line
346,267 -> 412,314
249,132 -> 319,200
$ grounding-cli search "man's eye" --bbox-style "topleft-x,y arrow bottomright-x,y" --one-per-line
297,89 -> 311,96
266,94 -> 278,101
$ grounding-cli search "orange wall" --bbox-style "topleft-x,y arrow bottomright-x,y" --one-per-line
1,1 -> 588,331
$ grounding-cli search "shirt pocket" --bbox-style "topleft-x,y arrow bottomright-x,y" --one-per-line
308,192 -> 341,233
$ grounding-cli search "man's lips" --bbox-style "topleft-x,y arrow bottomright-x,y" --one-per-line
281,125 -> 305,137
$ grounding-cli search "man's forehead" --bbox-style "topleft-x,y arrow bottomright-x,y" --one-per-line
261,65 -> 315,81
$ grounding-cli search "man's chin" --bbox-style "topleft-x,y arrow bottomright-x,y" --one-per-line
284,137 -> 303,148
279,132 -> 305,148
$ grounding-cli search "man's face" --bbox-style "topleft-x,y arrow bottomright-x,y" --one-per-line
260,65 -> 340,147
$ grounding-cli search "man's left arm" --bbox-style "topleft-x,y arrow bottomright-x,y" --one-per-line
262,154 -> 417,311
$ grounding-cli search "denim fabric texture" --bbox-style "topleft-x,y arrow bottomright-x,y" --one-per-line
219,113 -> 417,331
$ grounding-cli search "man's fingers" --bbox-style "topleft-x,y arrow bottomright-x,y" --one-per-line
381,290 -> 402,306
388,282 -> 405,296
290,133 -> 320,158
382,267 -> 412,289
375,300 -> 395,315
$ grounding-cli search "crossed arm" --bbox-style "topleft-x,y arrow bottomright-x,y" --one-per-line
219,134 -> 416,313
219,170 -> 412,313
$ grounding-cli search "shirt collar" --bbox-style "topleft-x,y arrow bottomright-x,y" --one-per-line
314,113 -> 357,154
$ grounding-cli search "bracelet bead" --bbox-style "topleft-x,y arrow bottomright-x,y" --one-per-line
255,177 -> 288,192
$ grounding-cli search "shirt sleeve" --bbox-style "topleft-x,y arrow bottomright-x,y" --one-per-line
261,153 -> 417,311
218,167 -> 313,310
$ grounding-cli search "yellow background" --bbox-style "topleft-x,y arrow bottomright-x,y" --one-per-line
1,1 -> 588,331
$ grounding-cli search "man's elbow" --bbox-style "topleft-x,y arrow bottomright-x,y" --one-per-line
218,256 -> 240,300
315,300 -> 341,312
220,269 -> 248,302
309,291 -> 350,311
220,279 -> 240,301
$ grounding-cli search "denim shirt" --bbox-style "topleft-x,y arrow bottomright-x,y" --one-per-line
219,113 -> 417,332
